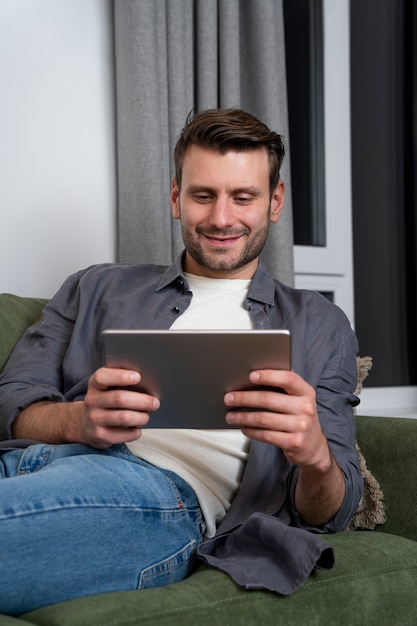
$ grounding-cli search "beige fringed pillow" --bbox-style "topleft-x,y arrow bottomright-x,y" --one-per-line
348,356 -> 386,530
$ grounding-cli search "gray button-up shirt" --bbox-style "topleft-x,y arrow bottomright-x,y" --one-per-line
0,252 -> 363,594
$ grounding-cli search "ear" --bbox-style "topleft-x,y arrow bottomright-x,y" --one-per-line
269,180 -> 285,223
171,177 -> 181,219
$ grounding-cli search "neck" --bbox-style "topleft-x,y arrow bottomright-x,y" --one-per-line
183,254 -> 259,280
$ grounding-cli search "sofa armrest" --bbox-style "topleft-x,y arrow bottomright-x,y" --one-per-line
355,414 -> 417,541
0,294 -> 48,371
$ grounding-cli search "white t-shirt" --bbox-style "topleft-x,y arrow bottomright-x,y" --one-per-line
127,273 -> 253,537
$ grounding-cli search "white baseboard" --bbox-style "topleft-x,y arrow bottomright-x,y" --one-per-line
358,386 -> 417,419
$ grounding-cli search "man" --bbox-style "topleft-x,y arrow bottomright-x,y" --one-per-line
0,108 -> 363,615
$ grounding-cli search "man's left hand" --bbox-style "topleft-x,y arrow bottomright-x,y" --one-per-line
224,369 -> 345,525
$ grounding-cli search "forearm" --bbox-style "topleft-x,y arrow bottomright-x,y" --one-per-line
11,369 -> 157,449
294,447 -> 346,527
12,401 -> 84,444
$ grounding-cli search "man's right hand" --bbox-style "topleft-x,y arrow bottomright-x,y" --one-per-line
12,368 -> 160,449
80,367 -> 160,447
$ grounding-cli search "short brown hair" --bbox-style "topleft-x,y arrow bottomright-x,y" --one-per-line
174,108 -> 285,195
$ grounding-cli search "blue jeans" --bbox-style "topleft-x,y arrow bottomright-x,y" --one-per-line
0,443 -> 205,616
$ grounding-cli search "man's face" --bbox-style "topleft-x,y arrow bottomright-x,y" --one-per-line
171,145 -> 284,279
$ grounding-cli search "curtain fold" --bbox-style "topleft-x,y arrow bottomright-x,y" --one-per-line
114,0 -> 294,285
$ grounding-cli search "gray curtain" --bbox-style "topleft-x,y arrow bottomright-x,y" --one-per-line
114,0 -> 294,285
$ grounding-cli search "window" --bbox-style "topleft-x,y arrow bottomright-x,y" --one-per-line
284,0 -> 355,323
285,0 -> 417,416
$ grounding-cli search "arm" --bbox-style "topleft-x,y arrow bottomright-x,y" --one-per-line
0,267 -> 162,446
12,368 -> 160,449
224,369 -> 347,526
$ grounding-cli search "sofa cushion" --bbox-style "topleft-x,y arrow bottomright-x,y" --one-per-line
20,531 -> 417,625
0,297 -> 416,624
355,416 -> 417,543
0,294 -> 48,371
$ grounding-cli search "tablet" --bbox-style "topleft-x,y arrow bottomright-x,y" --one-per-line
102,329 -> 291,429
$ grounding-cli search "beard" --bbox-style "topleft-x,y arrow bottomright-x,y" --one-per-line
179,214 -> 271,275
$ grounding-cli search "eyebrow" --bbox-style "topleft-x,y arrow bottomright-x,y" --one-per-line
186,184 -> 262,197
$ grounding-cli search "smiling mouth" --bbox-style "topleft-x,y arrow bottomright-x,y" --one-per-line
200,229 -> 247,245
205,235 -> 242,245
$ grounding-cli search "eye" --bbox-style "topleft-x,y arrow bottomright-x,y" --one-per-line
193,193 -> 212,203
235,196 -> 252,204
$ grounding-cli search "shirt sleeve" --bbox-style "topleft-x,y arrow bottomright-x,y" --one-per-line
0,271 -> 83,440
288,320 -> 364,532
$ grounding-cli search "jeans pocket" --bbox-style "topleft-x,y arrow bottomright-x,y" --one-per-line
137,539 -> 198,589
16,444 -> 56,475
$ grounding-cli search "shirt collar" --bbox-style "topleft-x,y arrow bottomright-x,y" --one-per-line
156,250 -> 277,306
155,251 -> 187,291
246,261 -> 277,306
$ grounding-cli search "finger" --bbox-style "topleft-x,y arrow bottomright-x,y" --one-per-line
225,408 -> 298,432
82,404 -> 152,445
91,367 -> 141,391
224,388 -> 295,415
226,410 -> 311,457
97,387 -> 160,412
249,369 -> 309,397
99,408 -> 151,430
240,425 -> 299,449
84,421 -> 146,449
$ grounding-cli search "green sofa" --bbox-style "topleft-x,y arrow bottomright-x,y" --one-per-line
0,293 -> 416,625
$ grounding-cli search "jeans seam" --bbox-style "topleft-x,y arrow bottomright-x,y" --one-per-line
0,503 -> 197,520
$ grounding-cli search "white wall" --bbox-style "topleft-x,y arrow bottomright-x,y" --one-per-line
0,0 -> 116,298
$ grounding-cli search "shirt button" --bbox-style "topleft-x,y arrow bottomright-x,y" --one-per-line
172,306 -> 180,315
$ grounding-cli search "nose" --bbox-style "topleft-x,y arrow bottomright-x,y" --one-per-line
208,196 -> 235,229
